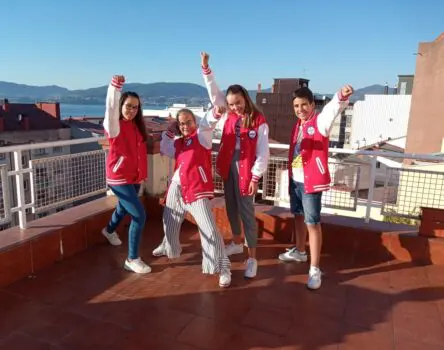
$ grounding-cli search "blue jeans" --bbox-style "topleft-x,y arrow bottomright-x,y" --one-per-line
289,180 -> 322,225
107,184 -> 146,259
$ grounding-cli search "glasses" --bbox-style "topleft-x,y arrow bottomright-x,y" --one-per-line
124,103 -> 139,110
178,120 -> 194,127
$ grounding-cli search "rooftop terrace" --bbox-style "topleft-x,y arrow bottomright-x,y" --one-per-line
0,136 -> 444,349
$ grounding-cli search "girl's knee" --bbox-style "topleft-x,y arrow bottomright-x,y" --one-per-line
132,207 -> 146,225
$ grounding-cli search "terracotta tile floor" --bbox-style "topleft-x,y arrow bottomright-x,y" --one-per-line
1,220 -> 444,350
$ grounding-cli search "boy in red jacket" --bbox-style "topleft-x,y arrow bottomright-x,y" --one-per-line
278,85 -> 353,290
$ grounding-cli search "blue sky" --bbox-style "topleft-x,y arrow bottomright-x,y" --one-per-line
1,0 -> 443,93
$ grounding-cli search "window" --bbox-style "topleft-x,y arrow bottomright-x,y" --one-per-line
53,146 -> 63,153
376,162 -> 381,169
21,155 -> 27,167
261,98 -> 267,104
24,179 -> 29,190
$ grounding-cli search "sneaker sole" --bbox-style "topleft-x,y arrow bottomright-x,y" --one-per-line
101,233 -> 122,246
226,251 -> 244,257
124,264 -> 152,274
278,256 -> 307,263
152,252 -> 166,257
306,284 -> 321,290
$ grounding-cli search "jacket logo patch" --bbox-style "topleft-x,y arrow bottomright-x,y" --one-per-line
186,138 -> 193,146
307,126 -> 315,136
248,130 -> 257,139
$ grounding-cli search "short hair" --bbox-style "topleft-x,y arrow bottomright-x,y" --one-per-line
292,87 -> 314,104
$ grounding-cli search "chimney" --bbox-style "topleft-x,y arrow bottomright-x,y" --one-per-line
393,83 -> 398,95
271,84 -> 275,93
36,102 -> 61,119
2,98 -> 9,112
257,83 -> 262,92
384,82 -> 388,95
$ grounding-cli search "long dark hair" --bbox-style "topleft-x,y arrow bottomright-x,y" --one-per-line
226,84 -> 262,128
119,91 -> 147,142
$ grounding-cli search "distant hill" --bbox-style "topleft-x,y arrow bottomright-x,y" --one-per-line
0,80 -> 398,105
318,84 -> 397,102
0,80 -> 211,105
0,81 -> 69,100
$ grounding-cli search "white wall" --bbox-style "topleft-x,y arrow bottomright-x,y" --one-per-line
350,95 -> 411,148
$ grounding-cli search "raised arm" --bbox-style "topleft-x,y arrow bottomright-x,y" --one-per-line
317,85 -> 353,137
197,106 -> 226,150
201,52 -> 226,107
103,75 -> 124,138
160,120 -> 178,159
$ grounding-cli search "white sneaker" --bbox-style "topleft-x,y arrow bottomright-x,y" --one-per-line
278,247 -> 308,262
219,270 -> 231,288
124,258 -> 152,274
244,258 -> 257,279
101,227 -> 122,246
152,238 -> 166,257
225,241 -> 244,256
307,266 -> 322,290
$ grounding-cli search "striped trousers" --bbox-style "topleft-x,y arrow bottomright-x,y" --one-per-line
162,182 -> 230,274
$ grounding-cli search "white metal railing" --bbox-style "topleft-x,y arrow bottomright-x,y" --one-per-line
1,136 -> 444,231
0,137 -> 107,230
210,140 -> 444,223
31,150 -> 107,214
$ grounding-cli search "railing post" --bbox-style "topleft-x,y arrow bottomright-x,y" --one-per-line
13,150 -> 27,229
365,156 -> 377,223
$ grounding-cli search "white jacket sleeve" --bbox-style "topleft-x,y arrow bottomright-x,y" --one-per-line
197,110 -> 215,150
317,91 -> 350,137
160,131 -> 176,159
251,123 -> 270,182
103,77 -> 123,138
202,66 -> 226,107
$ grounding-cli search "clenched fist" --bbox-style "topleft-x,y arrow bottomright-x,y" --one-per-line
341,85 -> 354,99
113,75 -> 125,84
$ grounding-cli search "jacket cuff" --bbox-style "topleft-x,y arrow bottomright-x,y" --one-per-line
111,78 -> 123,90
338,90 -> 348,101
251,175 -> 260,183
202,65 -> 212,75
